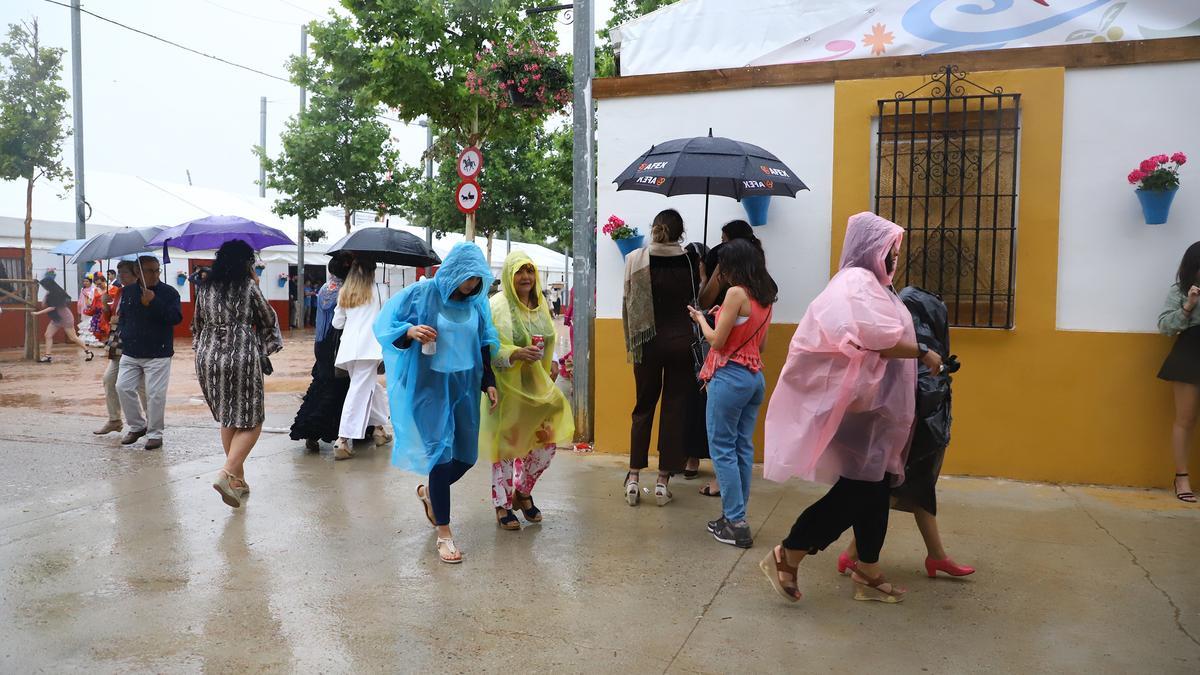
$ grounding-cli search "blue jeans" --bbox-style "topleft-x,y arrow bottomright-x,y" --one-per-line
705,363 -> 766,523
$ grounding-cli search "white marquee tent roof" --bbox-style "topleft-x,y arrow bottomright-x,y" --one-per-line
614,0 -> 1200,76
0,172 -> 567,273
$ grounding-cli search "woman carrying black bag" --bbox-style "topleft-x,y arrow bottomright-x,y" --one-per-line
836,286 -> 975,578
682,242 -> 717,495
289,253 -> 355,451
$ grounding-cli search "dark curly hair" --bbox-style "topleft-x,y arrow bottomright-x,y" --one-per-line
718,238 -> 777,306
1178,241 -> 1200,290
206,239 -> 256,291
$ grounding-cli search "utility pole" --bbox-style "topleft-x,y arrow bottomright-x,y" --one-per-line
70,0 -> 86,296
419,118 -> 433,250
570,0 -> 596,441
295,26 -> 307,332
259,96 -> 267,198
506,228 -> 511,254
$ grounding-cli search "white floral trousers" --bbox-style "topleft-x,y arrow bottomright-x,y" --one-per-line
491,445 -> 557,509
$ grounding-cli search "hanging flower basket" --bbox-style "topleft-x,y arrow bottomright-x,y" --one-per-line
1127,152 -> 1186,225
254,264 -> 266,277
467,41 -> 572,118
603,215 -> 644,259
277,272 -> 288,288
176,271 -> 187,286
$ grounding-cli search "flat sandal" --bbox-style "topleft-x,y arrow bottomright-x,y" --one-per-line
1175,473 -> 1196,503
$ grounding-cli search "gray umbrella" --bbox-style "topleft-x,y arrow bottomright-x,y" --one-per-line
325,227 -> 441,267
69,226 -> 164,263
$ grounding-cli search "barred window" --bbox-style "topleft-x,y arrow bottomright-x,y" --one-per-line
874,67 -> 1020,329
0,255 -> 25,305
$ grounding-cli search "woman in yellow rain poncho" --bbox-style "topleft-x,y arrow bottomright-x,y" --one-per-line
480,251 -> 574,530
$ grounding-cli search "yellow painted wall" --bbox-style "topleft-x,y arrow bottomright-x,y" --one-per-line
594,67 -> 1185,488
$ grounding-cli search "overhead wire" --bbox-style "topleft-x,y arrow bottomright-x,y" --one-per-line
40,0 -> 290,83
200,0 -> 302,27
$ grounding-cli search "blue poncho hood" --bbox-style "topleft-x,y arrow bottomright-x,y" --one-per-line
374,243 -> 500,475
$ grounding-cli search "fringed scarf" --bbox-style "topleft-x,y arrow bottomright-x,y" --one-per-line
623,241 -> 685,364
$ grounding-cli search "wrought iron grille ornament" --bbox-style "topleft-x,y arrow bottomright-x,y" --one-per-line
875,65 -> 1020,329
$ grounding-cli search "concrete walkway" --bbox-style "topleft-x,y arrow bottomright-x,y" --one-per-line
1,421 -> 1197,672
1,342 -> 1198,673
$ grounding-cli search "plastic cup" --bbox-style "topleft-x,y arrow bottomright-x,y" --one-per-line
421,340 -> 437,356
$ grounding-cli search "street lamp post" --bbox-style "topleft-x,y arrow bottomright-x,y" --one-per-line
417,118 -> 433,251
525,1 -> 595,442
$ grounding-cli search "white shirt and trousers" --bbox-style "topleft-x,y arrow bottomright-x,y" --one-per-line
332,286 -> 389,440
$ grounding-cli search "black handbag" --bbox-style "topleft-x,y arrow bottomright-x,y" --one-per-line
686,252 -> 710,379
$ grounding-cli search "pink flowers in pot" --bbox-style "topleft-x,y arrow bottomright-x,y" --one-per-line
466,40 -> 572,117
1127,152 -> 1186,191
602,214 -> 638,241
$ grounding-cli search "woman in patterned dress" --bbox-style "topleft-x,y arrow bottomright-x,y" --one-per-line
194,240 -> 283,509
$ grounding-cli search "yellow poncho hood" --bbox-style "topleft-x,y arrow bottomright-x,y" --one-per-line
479,251 -> 574,461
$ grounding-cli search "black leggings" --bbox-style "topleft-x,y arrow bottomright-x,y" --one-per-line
782,476 -> 892,564
429,459 -> 473,526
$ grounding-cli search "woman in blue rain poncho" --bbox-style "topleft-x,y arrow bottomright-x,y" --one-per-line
374,243 -> 500,564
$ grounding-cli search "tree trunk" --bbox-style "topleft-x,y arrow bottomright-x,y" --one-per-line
23,176 -> 37,361
466,211 -> 477,243
344,209 -> 352,234
485,231 -> 493,267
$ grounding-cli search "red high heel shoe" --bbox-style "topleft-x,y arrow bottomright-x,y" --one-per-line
837,551 -> 855,575
925,556 -> 975,578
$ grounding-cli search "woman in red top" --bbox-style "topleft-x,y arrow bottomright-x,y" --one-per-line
90,275 -> 110,342
688,239 -> 777,549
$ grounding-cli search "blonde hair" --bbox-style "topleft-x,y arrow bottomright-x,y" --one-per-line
338,264 -> 374,308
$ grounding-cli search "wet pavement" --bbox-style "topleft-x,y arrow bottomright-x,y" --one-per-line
1,334 -> 1199,673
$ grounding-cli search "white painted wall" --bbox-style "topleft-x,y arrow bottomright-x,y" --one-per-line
596,84 -> 835,323
1057,62 -> 1200,333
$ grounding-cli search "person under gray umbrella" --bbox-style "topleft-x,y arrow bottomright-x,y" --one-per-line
115,255 -> 183,451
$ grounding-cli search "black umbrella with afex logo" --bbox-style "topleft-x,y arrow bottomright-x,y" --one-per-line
612,129 -> 808,246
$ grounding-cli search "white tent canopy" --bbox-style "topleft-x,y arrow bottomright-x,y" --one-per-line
615,0 -> 1200,76
1,171 -> 567,274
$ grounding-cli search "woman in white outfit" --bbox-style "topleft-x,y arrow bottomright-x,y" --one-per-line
332,255 -> 391,460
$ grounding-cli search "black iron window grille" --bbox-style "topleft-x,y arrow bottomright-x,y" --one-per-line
874,65 -> 1020,329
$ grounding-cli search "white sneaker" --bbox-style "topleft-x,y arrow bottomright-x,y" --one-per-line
333,438 -> 354,460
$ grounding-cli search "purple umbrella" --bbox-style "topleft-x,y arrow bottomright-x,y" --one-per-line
148,215 -> 294,253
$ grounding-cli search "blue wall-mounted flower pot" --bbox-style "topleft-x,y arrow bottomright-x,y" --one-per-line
741,195 -> 771,226
615,234 -> 645,259
1136,187 -> 1178,225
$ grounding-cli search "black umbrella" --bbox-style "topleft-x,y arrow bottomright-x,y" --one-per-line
613,129 -> 808,245
325,227 -> 441,267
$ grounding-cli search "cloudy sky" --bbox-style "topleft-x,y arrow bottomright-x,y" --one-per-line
2,0 -> 615,199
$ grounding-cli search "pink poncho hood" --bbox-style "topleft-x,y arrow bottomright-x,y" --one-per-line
763,212 -> 916,486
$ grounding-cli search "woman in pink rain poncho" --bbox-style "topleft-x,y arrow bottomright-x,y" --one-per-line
759,212 -> 943,604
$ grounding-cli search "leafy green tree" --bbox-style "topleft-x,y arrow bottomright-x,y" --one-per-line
0,19 -> 72,360
393,123 -> 571,262
307,1 -> 563,238
255,46 -> 405,234
596,0 -> 679,77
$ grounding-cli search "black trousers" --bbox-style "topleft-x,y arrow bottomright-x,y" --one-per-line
630,337 -> 694,473
429,459 -> 473,526
782,476 -> 892,564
